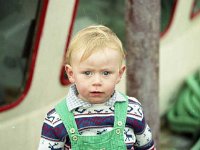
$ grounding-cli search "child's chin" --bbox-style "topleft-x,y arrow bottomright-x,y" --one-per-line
88,98 -> 107,104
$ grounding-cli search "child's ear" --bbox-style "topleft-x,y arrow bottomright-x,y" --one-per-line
117,65 -> 126,84
65,64 -> 75,83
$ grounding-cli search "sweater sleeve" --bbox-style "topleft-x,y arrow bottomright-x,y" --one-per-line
38,109 -> 69,150
134,122 -> 155,150
128,97 -> 155,150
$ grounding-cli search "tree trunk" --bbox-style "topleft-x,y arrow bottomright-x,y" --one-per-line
125,0 -> 160,148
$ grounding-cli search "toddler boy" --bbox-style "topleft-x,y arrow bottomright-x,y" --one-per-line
38,25 -> 155,150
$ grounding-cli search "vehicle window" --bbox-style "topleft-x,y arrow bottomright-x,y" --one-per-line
191,0 -> 200,18
0,0 -> 40,108
160,0 -> 177,35
61,0 -> 125,85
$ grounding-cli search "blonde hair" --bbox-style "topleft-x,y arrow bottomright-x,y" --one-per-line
65,25 -> 126,65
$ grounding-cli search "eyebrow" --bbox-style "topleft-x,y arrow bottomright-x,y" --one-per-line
79,66 -> 114,71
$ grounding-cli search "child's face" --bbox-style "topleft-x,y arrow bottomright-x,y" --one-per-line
66,48 -> 125,104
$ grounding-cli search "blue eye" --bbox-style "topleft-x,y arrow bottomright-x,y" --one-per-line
102,71 -> 110,76
83,71 -> 92,76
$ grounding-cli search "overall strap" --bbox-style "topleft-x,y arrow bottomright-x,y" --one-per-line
55,99 -> 79,135
55,93 -> 128,142
114,93 -> 128,128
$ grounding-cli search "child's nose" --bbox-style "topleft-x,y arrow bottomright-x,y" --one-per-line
92,74 -> 102,86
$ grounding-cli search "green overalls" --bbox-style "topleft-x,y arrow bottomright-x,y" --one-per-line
55,95 -> 128,150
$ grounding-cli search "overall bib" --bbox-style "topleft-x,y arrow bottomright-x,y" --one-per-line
55,95 -> 128,150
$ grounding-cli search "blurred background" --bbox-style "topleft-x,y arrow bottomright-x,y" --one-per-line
0,0 -> 200,149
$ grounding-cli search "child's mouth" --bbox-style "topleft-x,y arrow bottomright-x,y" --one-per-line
90,91 -> 103,96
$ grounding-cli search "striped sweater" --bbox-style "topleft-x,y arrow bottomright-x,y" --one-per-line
38,86 -> 155,150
